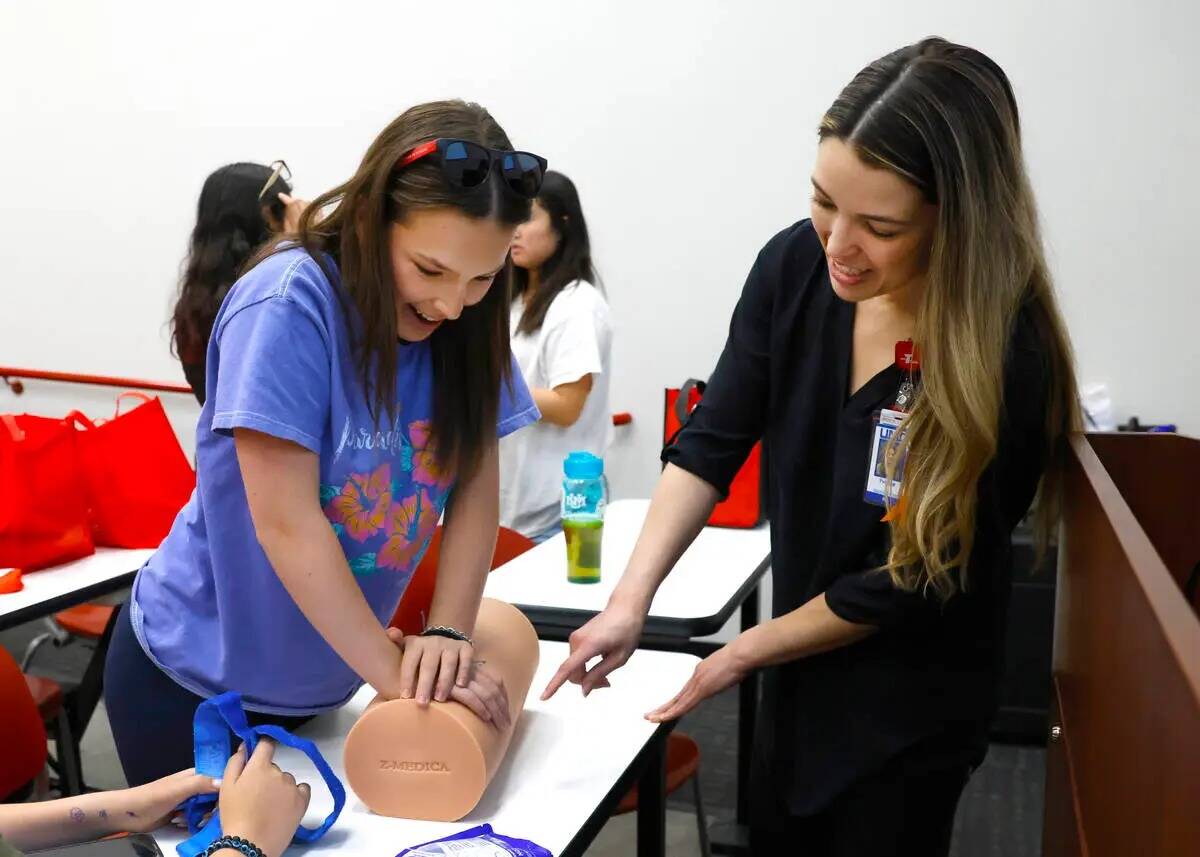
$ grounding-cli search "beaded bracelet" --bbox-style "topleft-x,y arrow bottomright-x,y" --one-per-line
420,624 -> 473,646
201,835 -> 266,857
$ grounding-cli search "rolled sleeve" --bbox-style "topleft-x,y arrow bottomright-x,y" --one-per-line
498,355 -> 540,438
825,563 -> 948,630
210,294 -> 331,453
541,306 -> 605,389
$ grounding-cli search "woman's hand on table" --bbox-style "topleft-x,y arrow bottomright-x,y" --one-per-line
645,641 -> 752,723
386,627 -> 511,730
541,599 -> 647,700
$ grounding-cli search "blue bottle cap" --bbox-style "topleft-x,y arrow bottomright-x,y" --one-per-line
563,451 -> 604,479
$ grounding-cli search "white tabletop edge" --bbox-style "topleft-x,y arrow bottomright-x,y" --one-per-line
0,548 -> 152,625
485,499 -> 770,624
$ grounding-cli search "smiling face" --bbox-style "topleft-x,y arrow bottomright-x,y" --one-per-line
387,207 -> 516,341
809,137 -> 937,306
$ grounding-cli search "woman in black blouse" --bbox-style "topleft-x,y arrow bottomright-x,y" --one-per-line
544,37 -> 1079,855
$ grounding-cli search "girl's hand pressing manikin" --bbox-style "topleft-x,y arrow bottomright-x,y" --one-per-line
386,627 -> 512,731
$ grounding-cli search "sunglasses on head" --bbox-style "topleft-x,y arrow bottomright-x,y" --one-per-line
258,159 -> 291,201
396,139 -> 548,198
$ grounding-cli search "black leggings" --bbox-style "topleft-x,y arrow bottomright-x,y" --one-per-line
751,750 -> 970,856
103,602 -> 311,786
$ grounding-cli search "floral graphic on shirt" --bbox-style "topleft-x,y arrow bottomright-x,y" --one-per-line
324,463 -> 393,542
409,420 -> 452,490
320,419 -> 453,577
377,489 -> 441,572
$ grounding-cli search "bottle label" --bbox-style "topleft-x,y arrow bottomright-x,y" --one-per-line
562,479 -> 606,519
564,492 -> 588,512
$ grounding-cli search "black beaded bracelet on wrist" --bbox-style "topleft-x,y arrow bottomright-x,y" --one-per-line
420,624 -> 473,646
200,835 -> 266,857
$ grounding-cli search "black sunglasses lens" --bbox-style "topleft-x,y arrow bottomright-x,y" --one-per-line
501,152 -> 545,198
442,141 -> 491,188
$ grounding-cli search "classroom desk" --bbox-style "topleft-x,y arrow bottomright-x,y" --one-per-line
154,643 -> 700,857
484,499 -> 771,851
0,548 -> 152,631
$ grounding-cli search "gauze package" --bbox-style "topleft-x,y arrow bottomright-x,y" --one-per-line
396,824 -> 551,856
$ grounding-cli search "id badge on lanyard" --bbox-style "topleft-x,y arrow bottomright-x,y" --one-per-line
864,408 -> 907,507
863,339 -> 918,508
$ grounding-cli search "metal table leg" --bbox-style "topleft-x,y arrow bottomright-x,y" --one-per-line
711,581 -> 761,855
737,580 -> 760,825
637,732 -> 668,857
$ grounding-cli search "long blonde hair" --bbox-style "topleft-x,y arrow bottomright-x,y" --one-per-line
820,38 -> 1080,599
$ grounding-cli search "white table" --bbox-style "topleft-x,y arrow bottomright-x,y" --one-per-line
484,499 -> 771,850
485,499 -> 771,638
0,548 -> 152,631
154,642 -> 699,857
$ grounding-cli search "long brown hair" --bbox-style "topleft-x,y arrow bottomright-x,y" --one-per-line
252,100 -> 531,481
820,38 -> 1080,598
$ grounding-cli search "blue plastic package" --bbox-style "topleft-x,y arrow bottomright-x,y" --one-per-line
395,824 -> 552,856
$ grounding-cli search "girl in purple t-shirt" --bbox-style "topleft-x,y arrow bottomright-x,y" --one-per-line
104,100 -> 543,786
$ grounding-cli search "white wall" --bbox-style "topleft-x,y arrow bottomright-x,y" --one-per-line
2,0 -> 1198,501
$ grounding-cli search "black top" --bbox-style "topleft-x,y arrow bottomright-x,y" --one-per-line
664,220 -> 1051,814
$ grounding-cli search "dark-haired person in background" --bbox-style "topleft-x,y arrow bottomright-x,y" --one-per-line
170,161 -> 306,403
500,171 -> 613,542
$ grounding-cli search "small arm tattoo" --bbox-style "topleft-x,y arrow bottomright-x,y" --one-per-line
69,807 -> 85,823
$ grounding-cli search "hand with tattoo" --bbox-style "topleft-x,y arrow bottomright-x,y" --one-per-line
0,768 -> 215,851
121,768 -> 220,833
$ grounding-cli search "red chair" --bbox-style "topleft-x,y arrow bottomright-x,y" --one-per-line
20,603 -> 121,795
616,732 -> 711,856
22,604 -> 114,670
0,646 -> 50,800
389,526 -> 535,636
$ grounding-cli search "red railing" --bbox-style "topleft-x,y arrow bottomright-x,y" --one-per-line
0,366 -> 193,396
1,366 -> 637,426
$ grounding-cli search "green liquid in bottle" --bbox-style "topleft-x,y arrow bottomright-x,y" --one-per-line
564,517 -> 604,584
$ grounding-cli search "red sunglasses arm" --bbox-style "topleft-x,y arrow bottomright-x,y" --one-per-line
398,140 -> 439,168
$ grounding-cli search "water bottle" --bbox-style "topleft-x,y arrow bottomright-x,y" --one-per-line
562,451 -> 607,584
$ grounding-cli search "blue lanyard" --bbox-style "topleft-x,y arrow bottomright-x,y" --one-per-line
176,692 -> 346,857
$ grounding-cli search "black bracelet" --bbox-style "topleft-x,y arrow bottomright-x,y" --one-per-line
201,835 -> 266,857
420,625 -> 473,646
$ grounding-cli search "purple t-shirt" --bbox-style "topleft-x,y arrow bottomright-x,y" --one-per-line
131,247 -> 538,714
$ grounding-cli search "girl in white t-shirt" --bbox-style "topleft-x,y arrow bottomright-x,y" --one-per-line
501,171 -> 613,541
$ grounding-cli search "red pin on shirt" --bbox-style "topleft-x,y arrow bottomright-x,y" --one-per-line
895,339 -> 920,372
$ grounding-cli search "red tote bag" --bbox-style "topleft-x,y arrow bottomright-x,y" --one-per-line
71,393 -> 196,548
663,379 -> 767,529
0,413 -> 96,571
